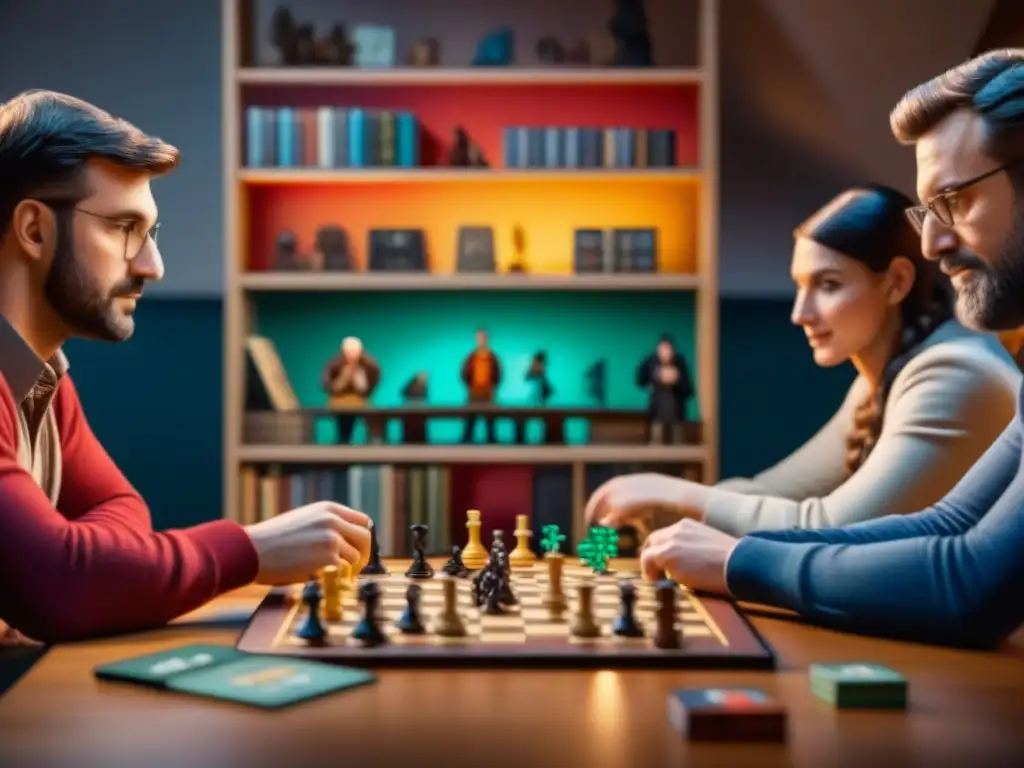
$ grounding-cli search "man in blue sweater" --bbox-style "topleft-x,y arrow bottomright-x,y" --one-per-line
633,49 -> 1024,648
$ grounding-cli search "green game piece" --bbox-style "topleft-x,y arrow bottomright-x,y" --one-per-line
577,526 -> 617,574
540,524 -> 565,554
809,662 -> 907,709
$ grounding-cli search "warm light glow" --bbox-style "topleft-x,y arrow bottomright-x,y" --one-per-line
246,179 -> 700,274
586,670 -> 629,762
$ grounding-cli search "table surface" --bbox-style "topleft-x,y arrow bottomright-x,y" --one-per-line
1,580 -> 1023,768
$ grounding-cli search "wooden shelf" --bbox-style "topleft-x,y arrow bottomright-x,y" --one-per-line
236,67 -> 703,87
237,444 -> 709,465
237,168 -> 701,185
240,272 -> 702,292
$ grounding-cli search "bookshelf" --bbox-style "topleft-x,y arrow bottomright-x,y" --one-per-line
221,0 -> 720,547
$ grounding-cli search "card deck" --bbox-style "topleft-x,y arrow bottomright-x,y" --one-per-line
667,687 -> 787,742
809,662 -> 907,709
94,644 -> 244,688
166,656 -> 376,709
94,643 -> 377,709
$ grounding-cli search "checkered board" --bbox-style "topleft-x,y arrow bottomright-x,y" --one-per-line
236,561 -> 776,669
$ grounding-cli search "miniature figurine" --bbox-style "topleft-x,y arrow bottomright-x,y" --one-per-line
323,337 -> 381,444
536,37 -> 566,64
636,334 -> 692,443
608,0 -> 653,66
508,225 -> 527,272
409,38 -> 440,66
314,225 -> 352,271
526,351 -> 553,404
473,28 -> 514,66
460,328 -> 502,443
273,230 -> 310,270
401,372 -> 429,402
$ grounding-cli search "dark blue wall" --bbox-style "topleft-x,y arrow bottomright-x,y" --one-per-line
63,298 -> 855,531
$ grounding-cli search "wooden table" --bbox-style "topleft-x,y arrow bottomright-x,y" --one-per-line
1,586 -> 1022,768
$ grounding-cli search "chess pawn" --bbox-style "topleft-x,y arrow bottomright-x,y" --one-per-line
542,551 -> 568,619
509,514 -> 537,569
570,578 -> 601,638
432,576 -> 468,637
461,509 -> 488,569
653,579 -> 683,649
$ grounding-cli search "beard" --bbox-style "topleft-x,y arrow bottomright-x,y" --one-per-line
943,213 -> 1024,331
44,211 -> 144,342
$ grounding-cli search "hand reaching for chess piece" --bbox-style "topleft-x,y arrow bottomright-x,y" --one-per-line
583,473 -> 711,532
244,502 -> 372,585
639,519 -> 738,594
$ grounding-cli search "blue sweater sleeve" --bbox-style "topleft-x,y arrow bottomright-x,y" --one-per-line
725,419 -> 1024,648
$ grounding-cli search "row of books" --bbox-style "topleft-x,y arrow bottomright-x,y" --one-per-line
503,127 -> 677,169
237,461 -> 702,558
573,227 -> 658,273
245,106 -> 420,169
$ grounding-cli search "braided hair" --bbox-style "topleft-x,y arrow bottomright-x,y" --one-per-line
794,185 -> 954,474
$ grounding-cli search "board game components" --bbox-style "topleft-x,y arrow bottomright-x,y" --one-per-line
432,576 -> 467,637
471,532 -> 518,614
395,584 -> 426,635
319,566 -> 343,621
404,523 -> 434,579
578,525 -> 619,574
570,578 -> 601,638
509,514 -> 536,568
542,551 -> 568,619
351,581 -> 388,647
441,545 -> 471,577
295,580 -> 327,643
461,509 -> 488,569
809,662 -> 908,709
539,523 -> 566,555
613,581 -> 645,638
360,521 -> 388,575
654,579 -> 683,649
668,688 -> 787,742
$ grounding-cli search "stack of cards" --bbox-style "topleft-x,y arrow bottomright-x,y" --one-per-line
809,662 -> 907,709
667,687 -> 787,742
94,644 -> 376,710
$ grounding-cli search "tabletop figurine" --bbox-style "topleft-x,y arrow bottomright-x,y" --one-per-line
322,337 -> 381,444
460,328 -> 502,443
526,351 -> 553,404
636,334 -> 692,444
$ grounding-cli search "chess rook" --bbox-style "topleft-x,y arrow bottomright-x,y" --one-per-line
654,579 -> 683,649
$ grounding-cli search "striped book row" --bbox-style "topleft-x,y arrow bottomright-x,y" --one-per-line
244,106 -> 421,169
503,126 -> 677,169
238,463 -> 451,557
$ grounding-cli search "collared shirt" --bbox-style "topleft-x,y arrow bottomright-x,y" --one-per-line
0,316 -> 65,505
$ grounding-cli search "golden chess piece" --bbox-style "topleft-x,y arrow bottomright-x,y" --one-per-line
509,514 -> 537,569
319,566 -> 343,621
542,550 -> 567,619
461,509 -> 489,569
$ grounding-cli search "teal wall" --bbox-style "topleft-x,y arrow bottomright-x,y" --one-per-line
62,297 -> 856,531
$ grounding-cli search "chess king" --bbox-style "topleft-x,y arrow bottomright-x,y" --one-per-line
322,336 -> 381,444
0,90 -> 372,645
460,327 -> 502,443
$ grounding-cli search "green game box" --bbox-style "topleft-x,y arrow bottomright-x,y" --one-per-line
809,662 -> 907,709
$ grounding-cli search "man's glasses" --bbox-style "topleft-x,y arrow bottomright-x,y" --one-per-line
905,160 -> 1020,234
32,198 -> 159,261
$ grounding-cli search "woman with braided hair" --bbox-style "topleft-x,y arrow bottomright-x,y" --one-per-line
585,185 -> 1021,537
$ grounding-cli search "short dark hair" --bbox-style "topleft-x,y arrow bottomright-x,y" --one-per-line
890,49 -> 1024,167
0,89 -> 179,233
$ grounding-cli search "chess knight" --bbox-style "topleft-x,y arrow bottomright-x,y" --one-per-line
636,334 -> 693,444
322,336 -> 381,444
460,328 -> 502,443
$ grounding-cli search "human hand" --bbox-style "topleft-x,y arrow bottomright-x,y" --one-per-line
659,365 -> 678,384
583,473 -> 707,531
245,502 -> 372,585
639,518 -> 738,595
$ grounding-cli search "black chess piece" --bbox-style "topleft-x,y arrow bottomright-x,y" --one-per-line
351,580 -> 388,647
495,550 -> 517,606
395,583 -> 426,634
612,581 -> 645,638
653,578 -> 682,649
295,579 -> 328,643
360,521 -> 388,575
442,545 -> 470,577
405,523 -> 435,579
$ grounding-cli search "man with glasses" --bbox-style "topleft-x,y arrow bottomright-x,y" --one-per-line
635,49 -> 1024,648
0,90 -> 372,645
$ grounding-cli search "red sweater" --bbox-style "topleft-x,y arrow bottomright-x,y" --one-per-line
0,373 -> 259,643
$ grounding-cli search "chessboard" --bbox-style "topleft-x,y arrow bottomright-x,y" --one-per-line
236,558 -> 776,670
